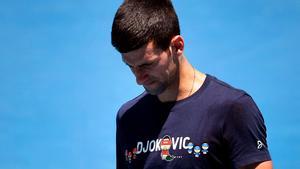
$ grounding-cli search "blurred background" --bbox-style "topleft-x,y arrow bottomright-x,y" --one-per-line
0,0 -> 299,168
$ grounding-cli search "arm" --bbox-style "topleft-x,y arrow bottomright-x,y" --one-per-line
240,160 -> 273,169
223,94 -> 272,168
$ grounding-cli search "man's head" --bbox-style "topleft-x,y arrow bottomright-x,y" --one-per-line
111,0 -> 184,96
121,36 -> 184,95
111,0 -> 180,53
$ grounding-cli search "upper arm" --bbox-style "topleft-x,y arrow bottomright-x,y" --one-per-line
240,160 -> 273,169
222,94 -> 272,168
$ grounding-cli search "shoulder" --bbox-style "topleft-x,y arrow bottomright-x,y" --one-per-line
199,75 -> 262,123
117,91 -> 148,120
209,75 -> 260,114
208,74 -> 246,96
204,74 -> 250,105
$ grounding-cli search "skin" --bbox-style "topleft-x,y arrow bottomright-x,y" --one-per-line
241,161 -> 273,169
122,35 -> 206,102
121,35 -> 273,169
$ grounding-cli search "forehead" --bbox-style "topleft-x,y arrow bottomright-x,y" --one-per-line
122,41 -> 161,65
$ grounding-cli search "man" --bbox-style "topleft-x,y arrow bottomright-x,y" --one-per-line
111,0 -> 273,168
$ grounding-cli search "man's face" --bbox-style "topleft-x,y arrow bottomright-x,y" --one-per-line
122,41 -> 178,95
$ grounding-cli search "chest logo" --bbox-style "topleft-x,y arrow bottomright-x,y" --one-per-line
124,135 -> 210,163
187,142 -> 210,157
160,135 -> 175,161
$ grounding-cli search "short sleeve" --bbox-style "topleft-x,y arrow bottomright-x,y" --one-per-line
222,94 -> 271,168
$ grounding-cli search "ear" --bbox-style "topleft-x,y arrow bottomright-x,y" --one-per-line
170,35 -> 184,56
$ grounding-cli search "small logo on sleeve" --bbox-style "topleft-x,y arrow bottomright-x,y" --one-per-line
257,140 -> 265,150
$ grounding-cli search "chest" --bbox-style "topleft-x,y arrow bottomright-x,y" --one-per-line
120,105 -> 229,169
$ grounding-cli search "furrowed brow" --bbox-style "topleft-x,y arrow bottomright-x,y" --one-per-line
122,59 -> 150,68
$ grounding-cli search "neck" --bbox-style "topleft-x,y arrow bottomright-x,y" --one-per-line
158,56 -> 206,102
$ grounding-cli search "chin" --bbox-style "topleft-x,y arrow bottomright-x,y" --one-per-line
144,84 -> 166,95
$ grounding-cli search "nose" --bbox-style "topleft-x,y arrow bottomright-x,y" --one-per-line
132,67 -> 149,85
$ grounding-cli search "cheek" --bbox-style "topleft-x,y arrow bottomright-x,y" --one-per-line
148,68 -> 166,80
148,59 -> 173,80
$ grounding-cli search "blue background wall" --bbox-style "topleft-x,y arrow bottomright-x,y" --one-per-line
0,0 -> 299,168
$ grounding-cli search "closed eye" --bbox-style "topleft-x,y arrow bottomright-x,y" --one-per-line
123,59 -> 158,70
140,60 -> 159,69
140,62 -> 154,69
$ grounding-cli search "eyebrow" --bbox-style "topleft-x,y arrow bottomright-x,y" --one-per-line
122,58 -> 156,68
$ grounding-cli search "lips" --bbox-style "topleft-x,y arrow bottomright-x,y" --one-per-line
143,80 -> 156,87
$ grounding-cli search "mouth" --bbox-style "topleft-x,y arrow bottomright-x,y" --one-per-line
142,79 -> 155,85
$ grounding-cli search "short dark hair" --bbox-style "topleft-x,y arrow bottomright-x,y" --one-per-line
111,0 -> 180,53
